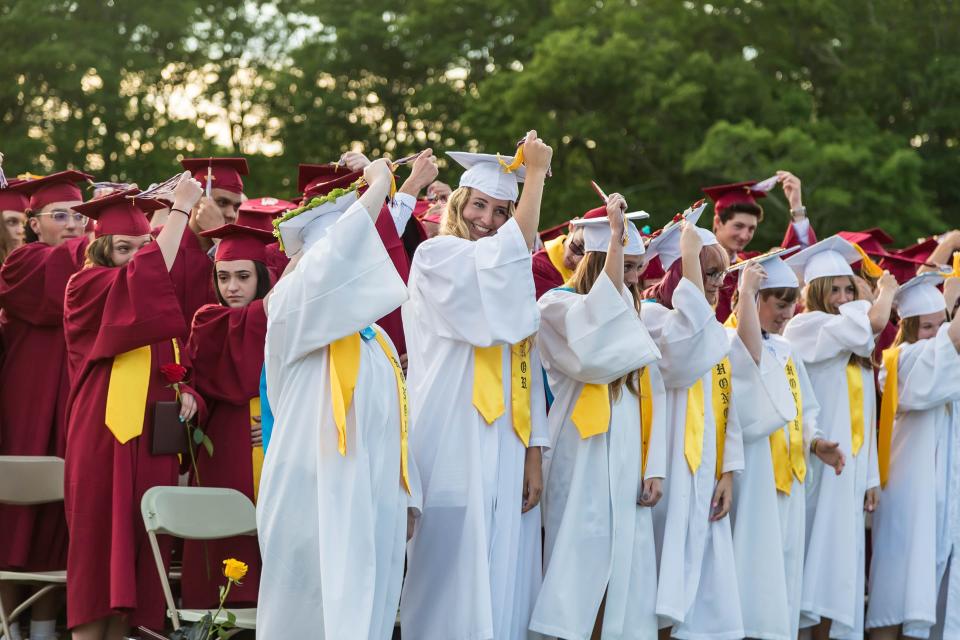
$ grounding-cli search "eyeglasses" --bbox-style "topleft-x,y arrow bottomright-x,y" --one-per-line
568,242 -> 585,257
35,210 -> 89,226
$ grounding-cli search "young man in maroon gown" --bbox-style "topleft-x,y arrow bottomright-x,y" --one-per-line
63,175 -> 204,639
0,170 -> 92,640
182,223 -> 275,609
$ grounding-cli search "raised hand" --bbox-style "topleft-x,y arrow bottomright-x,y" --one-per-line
520,130 -> 553,174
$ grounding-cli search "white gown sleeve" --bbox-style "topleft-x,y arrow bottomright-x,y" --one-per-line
793,355 -> 823,450
389,192 -> 416,236
726,331 -> 796,443
883,324 -> 960,412
783,300 -> 874,362
267,205 -> 408,363
642,277 -> 729,389
528,344 -> 551,449
537,271 -> 661,384
723,391 -> 745,474
407,217 -> 538,346
644,364 -> 668,480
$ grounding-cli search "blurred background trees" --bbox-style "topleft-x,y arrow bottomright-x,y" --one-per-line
2,0 -> 958,246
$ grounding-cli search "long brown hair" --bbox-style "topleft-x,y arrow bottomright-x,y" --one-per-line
569,251 -> 642,401
440,187 -> 517,240
804,275 -> 872,368
84,235 -> 115,267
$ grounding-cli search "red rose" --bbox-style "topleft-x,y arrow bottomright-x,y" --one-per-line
160,363 -> 187,384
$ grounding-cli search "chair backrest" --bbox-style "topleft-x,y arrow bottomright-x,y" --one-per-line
141,486 -> 257,540
0,456 -> 65,505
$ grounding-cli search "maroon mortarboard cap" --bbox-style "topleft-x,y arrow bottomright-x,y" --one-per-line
180,157 -> 249,195
0,178 -> 30,211
298,163 -> 362,201
200,223 -> 275,263
878,253 -> 928,284
11,170 -> 93,211
838,229 -> 895,257
895,237 -> 939,264
413,199 -> 432,219
237,196 -> 297,232
73,189 -> 162,237
702,181 -> 766,213
641,256 -> 665,280
582,206 -> 608,220
538,221 -> 568,243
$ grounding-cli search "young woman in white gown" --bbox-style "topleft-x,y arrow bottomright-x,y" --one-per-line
400,132 -> 553,640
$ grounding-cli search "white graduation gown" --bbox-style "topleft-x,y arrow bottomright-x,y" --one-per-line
866,324 -> 960,638
399,217 -> 550,640
783,300 -> 879,639
256,205 -> 420,639
644,278 -> 745,640
530,273 -> 664,640
728,330 -> 823,640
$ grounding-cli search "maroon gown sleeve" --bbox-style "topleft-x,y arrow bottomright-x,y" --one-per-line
531,250 -> 564,299
373,203 -> 410,355
781,218 -> 817,249
187,301 -> 266,406
166,229 -> 216,333
0,237 -> 88,325
642,259 -> 684,308
64,242 -> 187,364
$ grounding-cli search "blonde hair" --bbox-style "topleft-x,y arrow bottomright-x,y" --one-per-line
569,251 -> 642,401
440,187 -> 517,241
804,275 -> 872,368
84,235 -> 115,268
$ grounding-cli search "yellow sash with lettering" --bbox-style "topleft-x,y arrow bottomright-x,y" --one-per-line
473,339 -> 533,446
770,357 -> 805,494
328,329 -> 410,493
105,338 -> 181,444
639,367 -> 654,476
846,361 -> 865,456
544,235 -> 574,282
684,357 -> 731,478
878,346 -> 900,488
250,397 -> 264,503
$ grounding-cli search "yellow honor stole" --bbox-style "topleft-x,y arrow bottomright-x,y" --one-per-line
723,313 -> 738,329
846,361 -> 865,456
544,235 -> 574,282
329,327 -> 411,494
878,346 -> 901,488
684,357 -> 731,478
472,338 -> 533,446
770,357 -> 806,494
639,367 -> 654,476
105,339 -> 180,444
250,397 -> 264,503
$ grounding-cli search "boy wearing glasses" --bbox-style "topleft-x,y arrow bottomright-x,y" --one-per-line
0,170 -> 93,640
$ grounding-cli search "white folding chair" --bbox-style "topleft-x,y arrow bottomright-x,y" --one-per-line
140,486 -> 257,635
0,456 -> 67,640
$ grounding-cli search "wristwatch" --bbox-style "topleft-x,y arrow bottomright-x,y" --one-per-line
790,206 -> 807,219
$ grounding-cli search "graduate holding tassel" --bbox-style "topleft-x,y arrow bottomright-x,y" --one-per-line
180,224 -> 276,610
62,175 -> 206,638
727,251 -> 844,640
782,235 -> 898,640
256,158 -> 419,639
400,132 -> 552,640
866,272 -> 960,639
530,195 -> 664,640
642,209 -> 745,640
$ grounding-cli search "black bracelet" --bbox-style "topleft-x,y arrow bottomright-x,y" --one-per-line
170,207 -> 190,217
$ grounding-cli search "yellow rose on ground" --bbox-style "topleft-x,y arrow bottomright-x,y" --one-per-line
222,558 -> 248,582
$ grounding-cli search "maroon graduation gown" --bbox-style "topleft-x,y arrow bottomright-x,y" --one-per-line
181,301 -> 266,608
374,204 -> 426,357
63,242 -> 203,630
531,249 -> 565,299
0,237 -> 87,572
165,228 -> 217,335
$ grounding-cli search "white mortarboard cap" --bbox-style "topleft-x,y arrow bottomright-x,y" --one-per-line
570,211 -> 649,255
277,190 -> 359,256
447,151 -> 526,202
645,202 -> 718,269
727,247 -> 800,290
895,272 -> 946,319
785,234 -> 861,283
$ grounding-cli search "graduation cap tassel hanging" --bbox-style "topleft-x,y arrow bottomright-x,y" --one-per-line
851,243 -> 885,278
